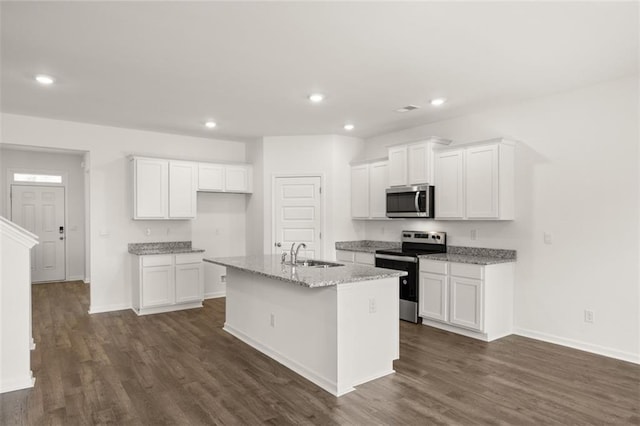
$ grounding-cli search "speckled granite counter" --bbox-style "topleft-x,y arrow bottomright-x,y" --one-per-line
205,255 -> 407,288
420,246 -> 516,265
128,241 -> 205,255
335,240 -> 401,253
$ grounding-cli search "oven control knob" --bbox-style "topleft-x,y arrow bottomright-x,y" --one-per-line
402,279 -> 407,285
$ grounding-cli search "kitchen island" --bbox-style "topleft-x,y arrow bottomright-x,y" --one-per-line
204,255 -> 407,397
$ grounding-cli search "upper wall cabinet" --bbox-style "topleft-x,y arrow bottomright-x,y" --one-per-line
434,138 -> 515,220
132,157 -> 197,220
388,137 -> 452,187
198,163 -> 253,193
350,159 -> 388,220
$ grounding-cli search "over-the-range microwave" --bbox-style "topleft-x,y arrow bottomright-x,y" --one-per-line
386,185 -> 435,218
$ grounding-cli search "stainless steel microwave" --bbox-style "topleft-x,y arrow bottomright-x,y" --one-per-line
386,185 -> 434,218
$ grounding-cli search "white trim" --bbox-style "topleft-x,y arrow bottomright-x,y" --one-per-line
131,302 -> 203,316
514,327 -> 640,365
0,372 -> 35,394
204,291 -> 225,299
88,303 -> 131,314
270,173 -> 325,259
223,323 -> 351,397
0,216 -> 38,248
66,275 -> 85,282
30,338 -> 36,350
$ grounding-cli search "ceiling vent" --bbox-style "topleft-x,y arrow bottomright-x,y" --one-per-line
395,105 -> 420,113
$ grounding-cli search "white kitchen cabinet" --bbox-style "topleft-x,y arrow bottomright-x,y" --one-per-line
418,259 -> 514,341
197,163 -> 253,193
169,161 -> 197,219
434,149 -> 465,219
335,250 -> 375,266
434,138 -> 515,220
350,164 -> 370,219
387,138 -> 451,187
132,157 -> 169,219
132,253 -> 204,315
350,160 -> 388,220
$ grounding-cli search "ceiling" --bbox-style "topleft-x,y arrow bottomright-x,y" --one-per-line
1,2 -> 638,142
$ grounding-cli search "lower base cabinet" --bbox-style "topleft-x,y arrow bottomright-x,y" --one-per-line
132,253 -> 204,315
419,259 -> 514,341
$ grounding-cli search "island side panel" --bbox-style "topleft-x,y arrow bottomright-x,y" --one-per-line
336,277 -> 399,391
223,268 -> 340,395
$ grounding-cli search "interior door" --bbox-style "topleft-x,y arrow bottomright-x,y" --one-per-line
273,176 -> 322,260
11,185 -> 66,282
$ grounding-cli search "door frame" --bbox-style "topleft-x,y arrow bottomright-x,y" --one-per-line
7,168 -> 71,282
271,174 -> 326,259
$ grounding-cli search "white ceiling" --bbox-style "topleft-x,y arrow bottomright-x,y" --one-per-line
1,2 -> 638,142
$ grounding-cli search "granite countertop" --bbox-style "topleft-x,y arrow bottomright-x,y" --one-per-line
128,241 -> 205,255
204,255 -> 407,288
419,246 -> 516,265
335,240 -> 401,253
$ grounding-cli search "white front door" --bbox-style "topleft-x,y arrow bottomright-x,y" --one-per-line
11,185 -> 66,282
273,176 -> 322,260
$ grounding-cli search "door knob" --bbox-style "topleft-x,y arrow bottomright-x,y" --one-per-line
274,242 -> 282,247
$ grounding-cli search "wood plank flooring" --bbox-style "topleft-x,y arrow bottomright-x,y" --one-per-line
1,281 -> 639,425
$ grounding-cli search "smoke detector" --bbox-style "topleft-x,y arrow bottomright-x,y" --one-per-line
395,105 -> 420,113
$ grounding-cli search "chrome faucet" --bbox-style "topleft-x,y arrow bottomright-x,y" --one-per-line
290,242 -> 307,264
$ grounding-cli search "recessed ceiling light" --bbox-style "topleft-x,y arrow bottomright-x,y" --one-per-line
35,74 -> 55,85
204,121 -> 217,129
344,124 -> 355,131
308,93 -> 324,103
430,98 -> 447,106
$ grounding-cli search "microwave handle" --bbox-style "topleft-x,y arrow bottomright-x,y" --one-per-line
414,191 -> 420,213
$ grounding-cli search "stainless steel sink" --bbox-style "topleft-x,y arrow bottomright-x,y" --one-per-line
292,260 -> 344,268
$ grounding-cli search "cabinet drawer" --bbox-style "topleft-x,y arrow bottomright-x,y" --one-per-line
450,263 -> 483,280
354,252 -> 375,265
336,250 -> 355,263
142,255 -> 173,267
420,259 -> 447,275
175,253 -> 203,265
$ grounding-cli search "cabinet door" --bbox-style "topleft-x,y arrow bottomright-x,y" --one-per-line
369,161 -> 388,219
408,142 -> 431,185
175,262 -> 203,303
134,158 -> 168,219
141,265 -> 174,308
450,276 -> 483,331
225,165 -> 251,193
351,164 -> 370,218
419,272 -> 448,321
466,144 -> 499,219
169,161 -> 197,219
388,146 -> 408,187
434,149 -> 465,219
198,163 -> 225,191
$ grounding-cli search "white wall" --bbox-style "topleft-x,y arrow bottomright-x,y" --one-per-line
362,76 -> 639,363
252,135 -> 365,260
0,148 -> 87,281
0,113 -> 247,312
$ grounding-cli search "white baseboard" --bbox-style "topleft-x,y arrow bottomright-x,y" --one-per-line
88,303 -> 131,314
204,291 -> 226,299
30,337 -> 36,350
0,373 -> 35,394
66,275 -> 84,282
83,277 -> 90,284
223,323 -> 347,396
514,327 -> 640,365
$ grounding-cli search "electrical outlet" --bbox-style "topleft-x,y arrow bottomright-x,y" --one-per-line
369,298 -> 377,314
270,313 -> 275,327
544,232 -> 553,244
584,310 -> 594,323
470,229 -> 477,240
145,228 -> 151,236
220,275 -> 226,283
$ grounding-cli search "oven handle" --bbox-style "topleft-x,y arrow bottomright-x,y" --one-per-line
414,191 -> 420,213
375,254 -> 417,263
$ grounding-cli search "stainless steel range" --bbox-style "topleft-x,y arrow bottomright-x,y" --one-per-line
375,230 -> 446,323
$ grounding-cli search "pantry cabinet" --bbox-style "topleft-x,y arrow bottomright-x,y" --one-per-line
350,160 -> 388,219
132,253 -> 204,315
418,258 -> 514,341
434,138 -> 515,220
387,138 -> 451,187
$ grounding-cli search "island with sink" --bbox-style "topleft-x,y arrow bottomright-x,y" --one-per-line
204,254 -> 407,397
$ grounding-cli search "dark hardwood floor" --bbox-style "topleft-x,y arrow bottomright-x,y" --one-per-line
1,281 -> 638,425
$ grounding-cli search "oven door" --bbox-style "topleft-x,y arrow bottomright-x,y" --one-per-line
386,186 -> 431,218
375,253 -> 420,323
